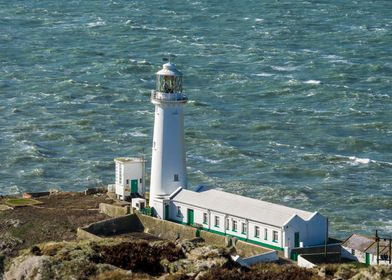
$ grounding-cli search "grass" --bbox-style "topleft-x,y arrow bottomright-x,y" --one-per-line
5,198 -> 42,207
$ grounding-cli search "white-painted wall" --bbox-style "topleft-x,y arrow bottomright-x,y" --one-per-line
243,251 -> 279,265
169,200 -> 284,249
298,255 -> 316,268
150,101 -> 187,201
284,213 -> 327,252
115,158 -> 145,200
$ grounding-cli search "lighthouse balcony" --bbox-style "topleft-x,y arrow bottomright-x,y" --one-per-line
151,91 -> 188,103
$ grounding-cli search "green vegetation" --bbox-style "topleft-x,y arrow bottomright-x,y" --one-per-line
5,198 -> 42,207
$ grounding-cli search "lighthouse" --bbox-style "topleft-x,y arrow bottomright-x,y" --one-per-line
149,62 -> 188,219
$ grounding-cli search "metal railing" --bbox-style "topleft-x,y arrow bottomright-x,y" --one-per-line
151,91 -> 188,102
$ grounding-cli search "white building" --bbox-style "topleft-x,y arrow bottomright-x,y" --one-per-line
165,186 -> 327,256
114,157 -> 146,200
144,62 -> 328,258
341,234 -> 391,265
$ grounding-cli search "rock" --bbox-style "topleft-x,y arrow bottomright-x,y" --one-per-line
195,270 -> 208,280
318,267 -> 326,278
0,233 -> 23,255
4,255 -> 51,280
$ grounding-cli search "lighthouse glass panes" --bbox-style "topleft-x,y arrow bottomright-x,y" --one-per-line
156,74 -> 182,93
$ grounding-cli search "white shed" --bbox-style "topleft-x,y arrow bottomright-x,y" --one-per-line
165,186 -> 327,257
114,157 -> 146,200
341,233 -> 391,265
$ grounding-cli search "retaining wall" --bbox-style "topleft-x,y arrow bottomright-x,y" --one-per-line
298,252 -> 341,268
79,214 -> 144,238
99,203 -> 131,217
243,251 -> 279,265
135,212 -> 196,240
78,212 -> 277,260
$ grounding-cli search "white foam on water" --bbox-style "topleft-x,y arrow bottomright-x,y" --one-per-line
188,154 -> 222,164
348,156 -> 371,164
252,72 -> 274,77
272,65 -> 300,71
129,131 -> 148,137
304,80 -> 321,85
87,18 -> 106,28
136,110 -> 153,115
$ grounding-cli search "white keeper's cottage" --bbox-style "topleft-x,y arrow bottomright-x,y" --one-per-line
116,61 -> 328,258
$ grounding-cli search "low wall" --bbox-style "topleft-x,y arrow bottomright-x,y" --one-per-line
243,251 -> 279,265
78,212 -> 280,263
298,255 -> 316,268
99,203 -> 131,217
291,244 -> 341,256
84,187 -> 107,195
135,212 -> 196,240
79,214 -> 144,238
199,230 -> 228,247
235,240 -> 272,257
298,252 -> 341,267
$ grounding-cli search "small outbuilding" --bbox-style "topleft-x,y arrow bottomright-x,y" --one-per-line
114,157 -> 146,200
341,233 -> 391,265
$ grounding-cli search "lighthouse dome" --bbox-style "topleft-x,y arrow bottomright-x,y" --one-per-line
156,62 -> 183,77
156,63 -> 183,93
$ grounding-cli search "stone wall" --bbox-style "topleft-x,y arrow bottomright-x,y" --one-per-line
291,244 -> 341,257
99,203 -> 131,217
235,240 -> 272,257
135,212 -> 196,240
79,214 -> 144,238
298,252 -> 341,266
78,212 -> 281,261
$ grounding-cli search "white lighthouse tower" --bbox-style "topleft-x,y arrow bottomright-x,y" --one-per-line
149,62 -> 188,219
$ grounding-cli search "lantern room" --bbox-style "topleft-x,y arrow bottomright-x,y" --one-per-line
156,62 -> 183,93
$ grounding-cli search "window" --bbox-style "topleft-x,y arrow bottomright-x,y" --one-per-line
273,230 -> 278,243
264,228 -> 268,240
241,223 -> 247,234
203,213 -> 208,225
118,165 -> 122,184
255,226 -> 260,238
177,206 -> 181,217
226,218 -> 230,230
174,174 -> 179,182
232,220 -> 237,232
214,216 -> 220,227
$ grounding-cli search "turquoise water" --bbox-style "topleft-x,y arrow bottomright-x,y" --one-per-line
1,0 -> 391,238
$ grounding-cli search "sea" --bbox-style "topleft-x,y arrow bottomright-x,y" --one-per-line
1,0 -> 391,239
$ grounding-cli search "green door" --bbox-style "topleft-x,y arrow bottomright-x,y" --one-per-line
365,253 -> 370,265
187,209 -> 194,225
294,232 -> 300,247
164,205 -> 169,220
131,179 -> 138,194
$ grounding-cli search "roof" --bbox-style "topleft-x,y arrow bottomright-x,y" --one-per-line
156,63 -> 182,76
342,233 -> 390,256
171,187 -> 316,227
114,157 -> 146,163
342,234 -> 375,252
366,241 -> 390,256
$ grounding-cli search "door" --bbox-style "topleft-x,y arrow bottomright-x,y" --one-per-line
131,179 -> 138,194
365,253 -> 370,265
187,209 -> 194,225
294,232 -> 300,247
164,204 -> 169,220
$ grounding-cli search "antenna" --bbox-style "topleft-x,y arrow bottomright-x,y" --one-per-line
162,54 -> 176,63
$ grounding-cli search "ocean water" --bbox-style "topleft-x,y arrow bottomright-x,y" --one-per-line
1,0 -> 391,238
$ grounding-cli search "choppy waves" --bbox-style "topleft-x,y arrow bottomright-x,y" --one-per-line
1,0 -> 391,238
